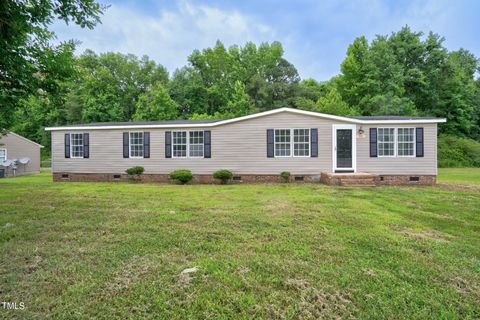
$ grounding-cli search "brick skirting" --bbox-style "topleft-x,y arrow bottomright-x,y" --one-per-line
320,172 -> 436,186
376,175 -> 436,185
53,172 -> 320,184
53,172 -> 436,185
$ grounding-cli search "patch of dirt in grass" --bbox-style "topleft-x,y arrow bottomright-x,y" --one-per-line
107,255 -> 156,293
403,229 -> 447,241
451,276 -> 480,298
361,268 -> 377,277
237,266 -> 250,274
437,183 -> 480,192
236,266 -> 251,284
265,198 -> 293,215
391,225 -> 448,242
27,255 -> 43,273
176,267 -> 203,290
284,278 -> 356,319
176,273 -> 192,289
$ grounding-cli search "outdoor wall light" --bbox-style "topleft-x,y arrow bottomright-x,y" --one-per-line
358,127 -> 365,135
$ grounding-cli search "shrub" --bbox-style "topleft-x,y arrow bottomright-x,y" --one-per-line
125,166 -> 144,182
280,171 -> 291,182
126,166 -> 145,175
438,135 -> 480,167
213,169 -> 233,184
170,169 -> 193,184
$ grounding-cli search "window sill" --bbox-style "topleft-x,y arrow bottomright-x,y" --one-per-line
171,156 -> 205,159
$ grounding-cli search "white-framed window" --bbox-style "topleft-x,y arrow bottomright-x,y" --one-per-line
274,129 -> 291,157
172,131 -> 187,158
397,128 -> 415,157
129,132 -> 144,158
172,131 -> 205,158
293,129 -> 310,157
274,128 -> 310,157
0,148 -> 6,161
70,133 -> 84,158
377,128 -> 395,157
189,131 -> 204,158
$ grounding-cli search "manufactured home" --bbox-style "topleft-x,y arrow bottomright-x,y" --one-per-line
0,132 -> 43,178
45,108 -> 446,185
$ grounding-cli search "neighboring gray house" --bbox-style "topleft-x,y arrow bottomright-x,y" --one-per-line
45,108 -> 446,185
0,132 -> 43,178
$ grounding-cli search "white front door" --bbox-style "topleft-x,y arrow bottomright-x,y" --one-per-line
332,124 -> 357,172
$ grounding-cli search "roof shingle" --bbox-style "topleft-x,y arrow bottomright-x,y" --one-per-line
59,119 -> 222,128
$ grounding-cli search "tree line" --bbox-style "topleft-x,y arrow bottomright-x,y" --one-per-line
1,2 -> 479,153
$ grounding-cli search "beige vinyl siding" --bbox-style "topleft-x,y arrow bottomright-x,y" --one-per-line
356,124 -> 437,175
52,113 -> 343,175
51,112 -> 439,176
0,133 -> 41,175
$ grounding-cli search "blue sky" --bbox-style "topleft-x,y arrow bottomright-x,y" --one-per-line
52,0 -> 480,80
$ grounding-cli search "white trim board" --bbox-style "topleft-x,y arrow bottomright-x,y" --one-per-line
0,147 -> 7,161
332,124 -> 357,173
45,108 -> 447,131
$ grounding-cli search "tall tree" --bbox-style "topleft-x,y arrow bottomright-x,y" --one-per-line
337,26 -> 480,137
293,79 -> 332,111
69,50 -> 169,122
0,0 -> 106,132
337,36 -> 369,108
315,87 -> 357,116
224,81 -> 253,116
133,82 -> 178,121
437,49 -> 479,137
177,41 -> 300,118
244,42 -> 300,110
10,43 -> 78,149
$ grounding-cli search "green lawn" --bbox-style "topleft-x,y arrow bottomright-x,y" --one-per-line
0,170 -> 479,319
438,168 -> 480,184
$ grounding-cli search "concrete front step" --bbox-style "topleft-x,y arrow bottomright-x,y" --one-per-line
320,171 -> 379,186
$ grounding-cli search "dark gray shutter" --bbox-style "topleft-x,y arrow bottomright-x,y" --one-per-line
416,127 -> 424,157
123,132 -> 129,158
143,132 -> 150,158
369,128 -> 377,157
310,128 -> 318,157
267,129 -> 274,158
165,131 -> 172,158
83,133 -> 89,158
204,130 -> 211,158
64,133 -> 70,158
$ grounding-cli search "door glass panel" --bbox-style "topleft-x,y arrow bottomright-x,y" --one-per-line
337,129 -> 352,168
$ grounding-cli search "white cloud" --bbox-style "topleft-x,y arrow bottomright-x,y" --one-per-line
52,1 -> 276,76
51,0 -> 479,81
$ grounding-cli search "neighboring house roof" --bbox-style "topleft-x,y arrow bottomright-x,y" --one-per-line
45,107 -> 447,131
2,132 -> 44,148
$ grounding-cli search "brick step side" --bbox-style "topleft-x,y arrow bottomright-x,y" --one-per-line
334,175 -> 377,180
339,178 -> 377,186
